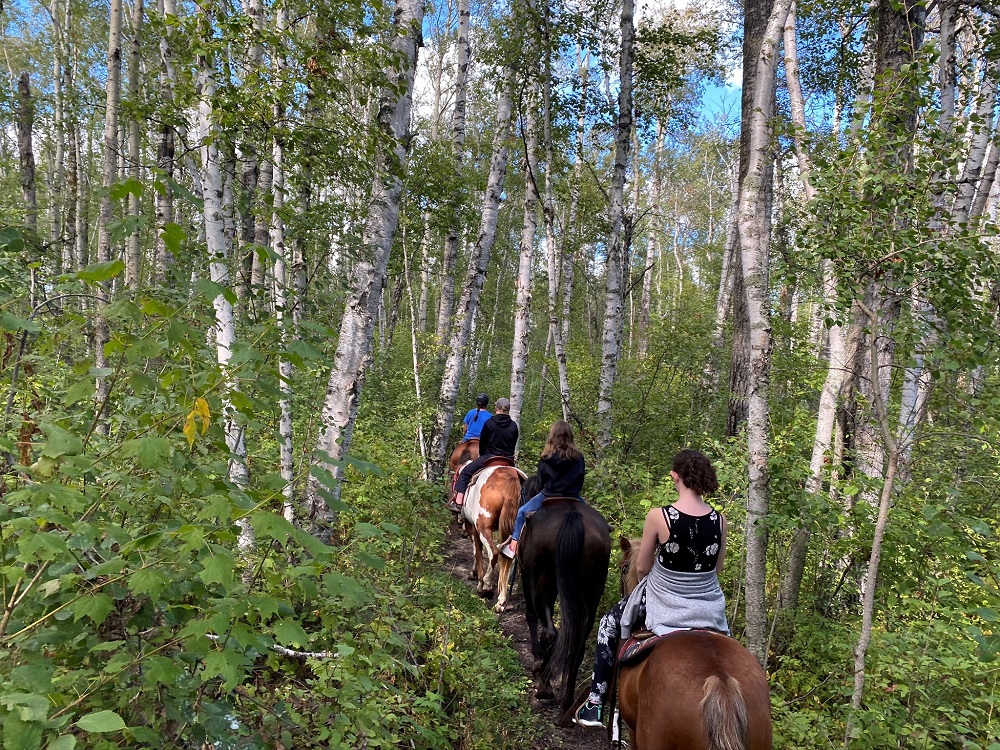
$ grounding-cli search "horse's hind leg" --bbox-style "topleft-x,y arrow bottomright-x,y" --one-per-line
478,523 -> 498,598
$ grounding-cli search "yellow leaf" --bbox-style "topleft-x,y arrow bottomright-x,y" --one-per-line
194,397 -> 210,434
183,413 -> 197,448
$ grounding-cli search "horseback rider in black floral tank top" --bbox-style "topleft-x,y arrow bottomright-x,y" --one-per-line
574,449 -> 729,729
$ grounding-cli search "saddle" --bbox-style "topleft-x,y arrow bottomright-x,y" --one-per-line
616,629 -> 665,666
468,458 -> 528,489
617,628 -> 726,666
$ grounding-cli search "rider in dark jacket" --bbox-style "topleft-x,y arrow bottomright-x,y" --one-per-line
450,397 -> 518,510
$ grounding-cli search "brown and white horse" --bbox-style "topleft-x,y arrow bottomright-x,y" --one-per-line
616,537 -> 773,750
460,462 -> 522,611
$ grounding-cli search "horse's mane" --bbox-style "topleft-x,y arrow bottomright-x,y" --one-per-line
619,536 -> 642,596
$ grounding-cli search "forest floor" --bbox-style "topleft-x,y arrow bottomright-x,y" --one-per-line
441,517 -> 614,750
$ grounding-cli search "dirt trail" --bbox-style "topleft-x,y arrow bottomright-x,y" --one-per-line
442,520 -> 613,750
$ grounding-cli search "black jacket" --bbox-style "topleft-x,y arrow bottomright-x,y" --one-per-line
480,414 -> 519,458
538,452 -> 586,497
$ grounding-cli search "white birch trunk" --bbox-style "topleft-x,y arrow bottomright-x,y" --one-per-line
779,0 -> 827,613
510,98 -> 539,433
701,159 -> 739,395
428,71 -> 515,479
154,0 -> 177,282
17,74 -> 37,233
94,0 -> 123,416
125,0 -> 144,289
737,0 -> 791,663
435,0 -> 471,343
50,0 -> 65,272
308,0 -> 425,526
639,121 -> 663,358
596,0 -> 635,453
197,2 -> 252,549
403,242 -> 429,475
271,6 -> 294,524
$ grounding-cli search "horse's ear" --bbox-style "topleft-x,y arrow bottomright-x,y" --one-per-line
619,535 -> 631,552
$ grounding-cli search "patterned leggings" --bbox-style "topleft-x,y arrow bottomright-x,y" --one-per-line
587,590 -> 646,705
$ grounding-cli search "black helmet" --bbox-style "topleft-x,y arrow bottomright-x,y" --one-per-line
475,393 -> 489,407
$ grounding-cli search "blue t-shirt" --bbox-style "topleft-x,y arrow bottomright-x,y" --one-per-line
462,408 -> 492,440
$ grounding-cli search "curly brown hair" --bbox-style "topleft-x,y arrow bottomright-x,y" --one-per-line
672,449 -> 719,496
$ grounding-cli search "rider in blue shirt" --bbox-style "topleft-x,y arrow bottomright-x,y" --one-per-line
461,393 -> 492,441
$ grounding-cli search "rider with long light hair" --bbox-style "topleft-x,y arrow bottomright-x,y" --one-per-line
504,419 -> 585,558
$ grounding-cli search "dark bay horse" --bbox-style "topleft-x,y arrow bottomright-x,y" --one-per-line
617,537 -> 772,750
519,498 -> 611,710
460,463 -> 523,611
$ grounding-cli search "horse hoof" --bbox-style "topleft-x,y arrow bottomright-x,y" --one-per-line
535,685 -> 555,701
493,602 -> 506,614
467,571 -> 477,580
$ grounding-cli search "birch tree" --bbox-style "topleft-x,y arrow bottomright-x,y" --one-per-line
428,70 -> 515,478
196,0 -> 252,549
737,0 -> 791,663
16,73 -> 37,234
436,0 -> 471,342
308,0 -> 426,528
154,0 -> 177,282
510,92 -> 539,432
596,0 -> 635,454
125,0 -> 144,289
94,0 -> 123,419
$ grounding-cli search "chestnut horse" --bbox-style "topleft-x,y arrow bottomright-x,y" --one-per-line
519,498 -> 611,710
460,462 -> 523,611
449,438 -> 480,474
616,537 -> 772,750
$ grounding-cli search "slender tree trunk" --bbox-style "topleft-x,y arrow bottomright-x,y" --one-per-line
728,0 -> 779,437
50,0 -> 65,276
125,0 -> 144,289
737,0 -> 791,664
778,0 -> 824,616
701,160 -> 739,404
16,73 -> 37,233
154,0 -> 177,282
550,46 -> 589,420
307,0 -> 426,528
845,301 -> 901,746
510,96 -> 539,432
435,0 -> 471,343
270,6 -> 295,524
94,0 -> 124,418
428,70 -> 515,480
639,120 -> 663,358
403,242 -> 429,475
596,0 -> 635,454
197,0 -> 252,549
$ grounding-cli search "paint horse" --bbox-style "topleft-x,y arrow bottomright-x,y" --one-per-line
616,537 -> 772,750
519,497 -> 611,710
459,458 -> 523,611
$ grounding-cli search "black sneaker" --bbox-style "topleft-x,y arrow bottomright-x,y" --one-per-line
574,701 -> 603,728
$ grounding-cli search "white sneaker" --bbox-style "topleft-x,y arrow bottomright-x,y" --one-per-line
502,542 -> 517,558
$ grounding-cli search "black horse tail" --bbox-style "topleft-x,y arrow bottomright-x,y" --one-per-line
544,509 -> 588,704
702,674 -> 748,750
